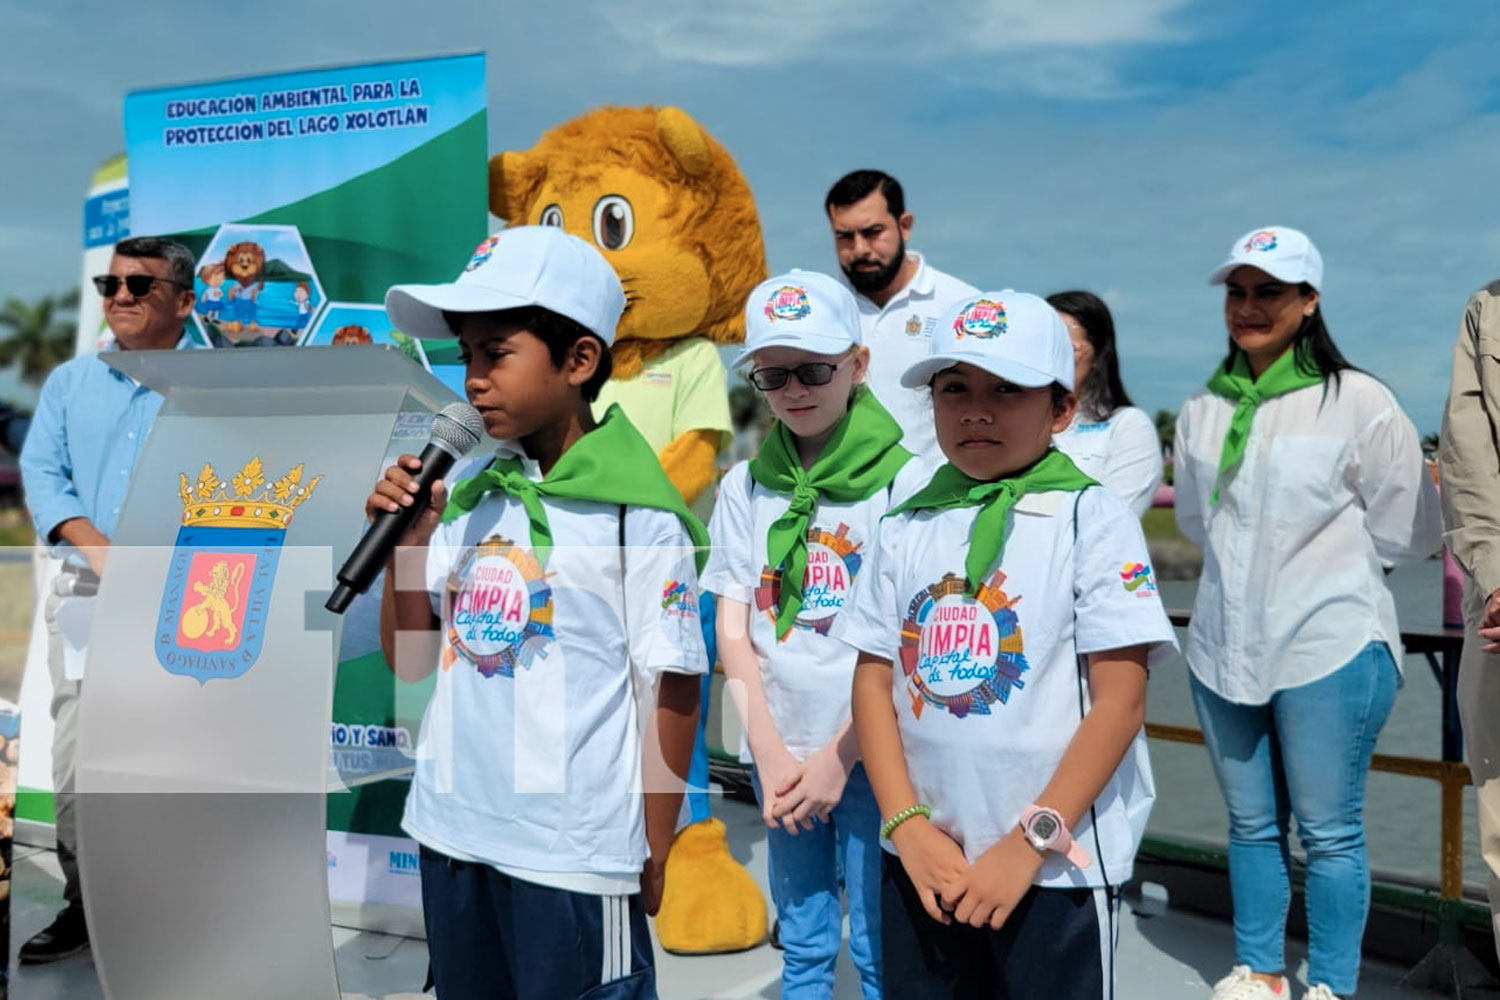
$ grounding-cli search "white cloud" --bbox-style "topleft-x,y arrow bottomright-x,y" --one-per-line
602,0 -> 1192,72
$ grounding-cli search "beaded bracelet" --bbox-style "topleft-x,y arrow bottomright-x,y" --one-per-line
880,803 -> 932,840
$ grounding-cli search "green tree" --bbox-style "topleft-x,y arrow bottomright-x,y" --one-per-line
1155,409 -> 1178,485
729,381 -> 772,434
0,289 -> 79,384
1154,409 -> 1177,449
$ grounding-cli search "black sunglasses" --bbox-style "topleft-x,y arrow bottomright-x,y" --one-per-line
748,359 -> 846,391
92,274 -> 190,298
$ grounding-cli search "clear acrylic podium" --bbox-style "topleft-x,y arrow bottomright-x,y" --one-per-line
73,346 -> 455,1000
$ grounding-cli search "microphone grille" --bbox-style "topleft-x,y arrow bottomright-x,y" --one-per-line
430,402 -> 485,454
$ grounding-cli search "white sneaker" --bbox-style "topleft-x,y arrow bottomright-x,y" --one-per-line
1210,965 -> 1290,999
1304,986 -> 1343,1000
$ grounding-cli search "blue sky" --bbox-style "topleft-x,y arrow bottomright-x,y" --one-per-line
2,0 -> 1498,434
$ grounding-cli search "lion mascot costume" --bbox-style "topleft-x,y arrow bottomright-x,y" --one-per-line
490,105 -> 769,954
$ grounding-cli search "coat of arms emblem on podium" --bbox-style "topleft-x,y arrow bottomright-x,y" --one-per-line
155,457 -> 322,683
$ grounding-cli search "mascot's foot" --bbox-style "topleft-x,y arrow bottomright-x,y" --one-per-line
655,817 -> 767,954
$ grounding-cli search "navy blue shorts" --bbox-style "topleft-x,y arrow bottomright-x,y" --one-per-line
419,845 -> 656,1000
881,852 -> 1118,999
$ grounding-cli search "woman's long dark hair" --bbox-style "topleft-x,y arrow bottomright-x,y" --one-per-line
1221,282 -> 1357,388
1046,290 -> 1134,422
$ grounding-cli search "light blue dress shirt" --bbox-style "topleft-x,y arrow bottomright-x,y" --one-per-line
20,332 -> 197,550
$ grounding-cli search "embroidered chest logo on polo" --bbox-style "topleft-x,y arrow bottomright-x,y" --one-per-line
953,299 -> 1006,339
905,314 -> 922,336
764,285 -> 812,322
898,570 -> 1028,719
443,534 -> 554,678
1244,230 -> 1278,253
755,523 -> 862,636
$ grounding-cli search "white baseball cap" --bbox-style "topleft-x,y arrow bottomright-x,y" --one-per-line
1208,226 -> 1323,291
900,291 -> 1074,391
385,226 -> 626,345
732,270 -> 861,369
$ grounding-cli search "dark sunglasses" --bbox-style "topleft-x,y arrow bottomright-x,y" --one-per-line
92,274 -> 190,298
748,359 -> 846,391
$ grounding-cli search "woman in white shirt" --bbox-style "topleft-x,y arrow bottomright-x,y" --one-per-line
1048,290 -> 1163,517
1173,227 -> 1441,1000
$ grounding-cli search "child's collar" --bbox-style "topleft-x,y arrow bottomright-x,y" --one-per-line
1014,492 -> 1064,516
484,439 -> 541,480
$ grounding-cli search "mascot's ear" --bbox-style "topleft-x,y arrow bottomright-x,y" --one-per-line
656,107 -> 713,179
489,150 -> 542,222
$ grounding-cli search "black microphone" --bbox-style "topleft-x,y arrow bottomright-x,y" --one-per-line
325,402 -> 485,614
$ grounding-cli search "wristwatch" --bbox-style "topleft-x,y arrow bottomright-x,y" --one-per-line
1019,805 -> 1091,869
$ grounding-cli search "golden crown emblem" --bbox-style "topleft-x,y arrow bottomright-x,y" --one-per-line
177,458 -> 322,529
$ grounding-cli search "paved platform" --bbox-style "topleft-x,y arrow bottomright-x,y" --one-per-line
3,798 -> 1449,999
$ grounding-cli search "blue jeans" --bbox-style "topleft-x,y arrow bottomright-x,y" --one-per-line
754,763 -> 883,999
1189,641 -> 1397,996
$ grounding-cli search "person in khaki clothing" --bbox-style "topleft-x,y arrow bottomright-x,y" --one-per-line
1439,278 -> 1500,958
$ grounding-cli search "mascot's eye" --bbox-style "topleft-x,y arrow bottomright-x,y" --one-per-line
539,204 -> 564,228
591,195 -> 634,251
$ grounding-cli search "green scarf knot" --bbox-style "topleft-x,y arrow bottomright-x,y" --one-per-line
888,449 -> 1097,595
748,389 -> 911,639
443,404 -> 709,572
1205,348 -> 1323,503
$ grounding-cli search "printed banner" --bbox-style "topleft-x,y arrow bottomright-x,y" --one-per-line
123,55 -> 489,920
124,53 -> 481,400
76,155 -> 131,355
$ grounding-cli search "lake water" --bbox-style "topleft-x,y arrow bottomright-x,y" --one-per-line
1143,556 -> 1486,893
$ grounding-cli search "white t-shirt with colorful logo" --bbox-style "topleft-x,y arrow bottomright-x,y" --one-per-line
403,452 -> 708,895
833,486 -> 1177,890
702,458 -> 931,760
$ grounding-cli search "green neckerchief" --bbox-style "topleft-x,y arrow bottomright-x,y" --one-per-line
888,449 -> 1097,595
443,404 -> 709,572
748,389 -> 911,638
1205,349 -> 1323,503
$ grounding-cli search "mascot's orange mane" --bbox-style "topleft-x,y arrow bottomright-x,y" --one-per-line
490,106 -> 764,379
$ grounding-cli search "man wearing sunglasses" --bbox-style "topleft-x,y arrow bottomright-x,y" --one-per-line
825,170 -> 977,459
18,235 -> 197,965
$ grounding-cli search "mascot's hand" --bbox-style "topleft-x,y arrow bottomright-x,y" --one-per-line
659,429 -> 720,505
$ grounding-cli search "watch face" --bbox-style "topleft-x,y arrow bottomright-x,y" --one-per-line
1030,813 -> 1059,843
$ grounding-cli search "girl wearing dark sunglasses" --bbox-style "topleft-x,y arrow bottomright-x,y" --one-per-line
702,270 -> 924,999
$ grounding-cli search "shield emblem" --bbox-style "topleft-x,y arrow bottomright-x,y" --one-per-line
156,526 -> 282,683
157,457 -> 320,684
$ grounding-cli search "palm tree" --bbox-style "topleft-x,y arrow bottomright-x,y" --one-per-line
0,289 -> 79,384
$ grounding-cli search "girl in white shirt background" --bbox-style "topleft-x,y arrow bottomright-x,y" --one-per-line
1173,227 -> 1441,1000
1048,290 -> 1164,518
837,290 -> 1177,998
704,270 -> 924,1000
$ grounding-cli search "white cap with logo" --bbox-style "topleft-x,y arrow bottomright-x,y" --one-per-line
732,269 -> 862,369
900,290 -> 1075,391
1208,226 -> 1323,292
385,226 -> 627,345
